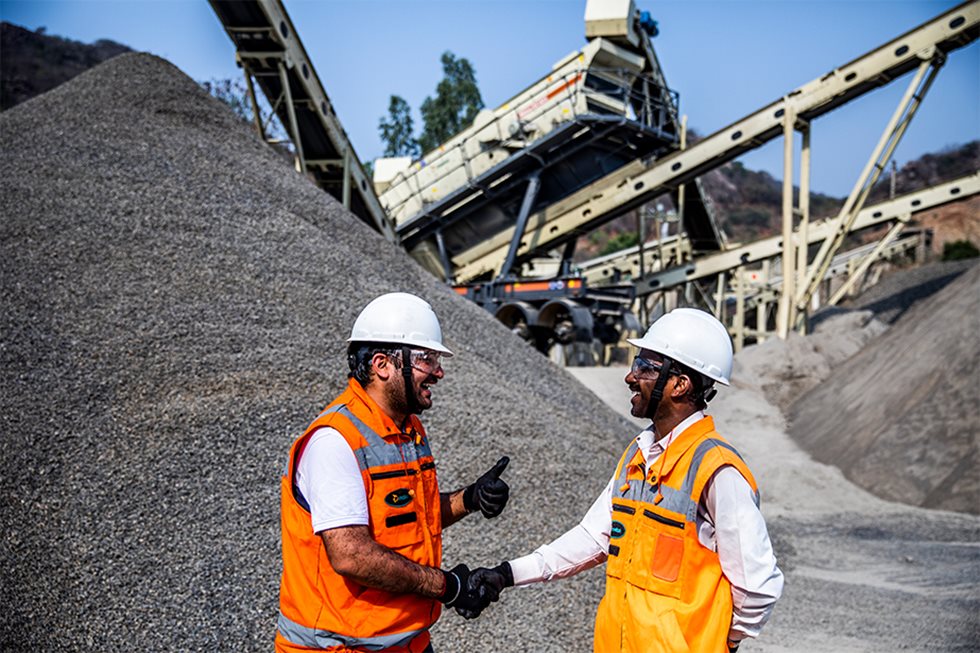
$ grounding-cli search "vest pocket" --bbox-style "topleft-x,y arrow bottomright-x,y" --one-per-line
650,533 -> 683,582
385,512 -> 418,528
626,508 -> 686,599
370,476 -> 426,549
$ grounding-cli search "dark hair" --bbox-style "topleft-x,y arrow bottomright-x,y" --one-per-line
347,342 -> 401,385
673,361 -> 715,410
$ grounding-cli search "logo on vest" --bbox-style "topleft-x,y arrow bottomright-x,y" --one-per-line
385,488 -> 414,507
611,520 -> 626,539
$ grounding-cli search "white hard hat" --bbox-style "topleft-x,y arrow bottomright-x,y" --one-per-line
627,308 -> 732,385
347,292 -> 454,357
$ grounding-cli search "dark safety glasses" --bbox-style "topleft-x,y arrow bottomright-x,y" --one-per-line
630,355 -> 673,378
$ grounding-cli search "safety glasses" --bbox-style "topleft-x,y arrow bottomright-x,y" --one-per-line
630,355 -> 673,378
407,349 -> 444,374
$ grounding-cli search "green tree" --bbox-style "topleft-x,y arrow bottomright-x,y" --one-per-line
418,51 -> 484,153
942,239 -> 979,261
599,231 -> 639,256
378,95 -> 420,157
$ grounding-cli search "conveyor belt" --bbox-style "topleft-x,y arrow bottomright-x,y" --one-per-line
208,0 -> 394,240
632,172 -> 979,295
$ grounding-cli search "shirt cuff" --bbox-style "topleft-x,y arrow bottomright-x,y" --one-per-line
312,515 -> 369,534
507,553 -> 545,586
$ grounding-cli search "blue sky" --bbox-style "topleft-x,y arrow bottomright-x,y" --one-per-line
2,0 -> 977,197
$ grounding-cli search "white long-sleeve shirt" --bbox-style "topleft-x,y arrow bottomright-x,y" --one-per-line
508,412 -> 784,643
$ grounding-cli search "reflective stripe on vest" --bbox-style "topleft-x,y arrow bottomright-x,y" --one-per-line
277,611 -> 424,651
613,437 -> 759,520
318,404 -> 434,471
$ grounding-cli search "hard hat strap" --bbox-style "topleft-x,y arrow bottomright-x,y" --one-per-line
401,345 -> 420,416
645,358 -> 673,420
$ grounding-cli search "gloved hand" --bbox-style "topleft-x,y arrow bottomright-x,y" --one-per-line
467,562 -> 514,604
463,456 -> 510,518
439,564 -> 492,620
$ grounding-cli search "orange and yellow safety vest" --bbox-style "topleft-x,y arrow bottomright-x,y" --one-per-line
276,378 -> 442,653
594,416 -> 758,653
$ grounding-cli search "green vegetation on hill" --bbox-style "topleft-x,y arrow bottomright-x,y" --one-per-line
1,22 -> 131,111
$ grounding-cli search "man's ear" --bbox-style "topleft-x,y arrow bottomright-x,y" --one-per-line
371,352 -> 393,382
670,374 -> 692,400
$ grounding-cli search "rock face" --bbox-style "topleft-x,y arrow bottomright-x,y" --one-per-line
0,53 -> 637,651
789,263 -> 979,514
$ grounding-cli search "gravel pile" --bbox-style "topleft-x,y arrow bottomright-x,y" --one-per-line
789,261 -> 979,514
0,53 -> 637,652
822,257 -> 978,326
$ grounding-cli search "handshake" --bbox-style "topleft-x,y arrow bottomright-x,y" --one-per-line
440,562 -> 515,619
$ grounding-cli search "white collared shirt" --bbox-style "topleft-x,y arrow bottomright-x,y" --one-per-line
508,412 -> 784,643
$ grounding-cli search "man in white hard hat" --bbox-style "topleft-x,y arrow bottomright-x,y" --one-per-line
276,292 -> 510,653
470,308 -> 784,652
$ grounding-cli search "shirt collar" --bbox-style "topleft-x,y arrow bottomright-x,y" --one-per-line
635,411 -> 705,464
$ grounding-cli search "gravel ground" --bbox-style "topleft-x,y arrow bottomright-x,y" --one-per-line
0,53 -> 633,652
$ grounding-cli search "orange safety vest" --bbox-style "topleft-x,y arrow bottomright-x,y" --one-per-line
276,378 -> 443,653
593,416 -> 759,653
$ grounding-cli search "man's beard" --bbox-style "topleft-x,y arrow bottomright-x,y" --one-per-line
384,376 -> 412,416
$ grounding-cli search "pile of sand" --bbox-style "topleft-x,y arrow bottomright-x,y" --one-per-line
789,262 -> 979,514
577,290 -> 980,651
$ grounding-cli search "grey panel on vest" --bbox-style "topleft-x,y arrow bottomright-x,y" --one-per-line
277,611 -> 424,650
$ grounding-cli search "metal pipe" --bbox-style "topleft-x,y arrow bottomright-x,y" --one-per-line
342,149 -> 351,209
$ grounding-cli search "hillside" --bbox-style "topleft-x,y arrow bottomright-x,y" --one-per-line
0,22 -> 131,111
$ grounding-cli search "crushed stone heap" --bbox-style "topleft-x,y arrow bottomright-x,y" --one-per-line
0,53 -> 638,652
789,262 -> 980,514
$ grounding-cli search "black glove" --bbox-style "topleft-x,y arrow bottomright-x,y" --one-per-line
463,456 -> 510,518
467,562 -> 514,604
439,564 -> 492,620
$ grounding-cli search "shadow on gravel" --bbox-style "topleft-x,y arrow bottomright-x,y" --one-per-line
855,268 -> 972,324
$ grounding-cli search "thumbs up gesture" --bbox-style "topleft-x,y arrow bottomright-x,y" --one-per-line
464,456 -> 510,519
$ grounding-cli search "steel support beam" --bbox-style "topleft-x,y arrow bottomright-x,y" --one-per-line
828,214 -> 912,305
777,101 -> 797,339
496,173 -> 542,281
276,59 -> 305,172
796,53 -> 944,313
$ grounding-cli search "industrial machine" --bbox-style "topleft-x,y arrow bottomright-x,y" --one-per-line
211,0 -> 979,363
372,0 -> 724,362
